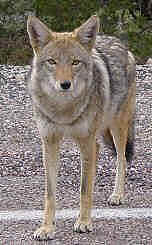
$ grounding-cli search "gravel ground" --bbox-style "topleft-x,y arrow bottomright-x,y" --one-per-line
0,64 -> 151,206
0,65 -> 152,244
0,64 -> 151,178
0,218 -> 152,245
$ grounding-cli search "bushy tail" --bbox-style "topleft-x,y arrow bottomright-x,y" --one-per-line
125,121 -> 135,162
103,123 -> 134,162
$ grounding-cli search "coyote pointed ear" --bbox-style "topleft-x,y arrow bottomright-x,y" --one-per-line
27,16 -> 52,54
75,15 -> 100,51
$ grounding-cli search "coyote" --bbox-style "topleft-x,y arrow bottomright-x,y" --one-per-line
27,15 -> 136,240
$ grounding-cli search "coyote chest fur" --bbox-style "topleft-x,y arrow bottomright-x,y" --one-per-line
27,15 -> 136,240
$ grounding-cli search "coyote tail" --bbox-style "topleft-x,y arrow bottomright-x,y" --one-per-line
103,122 -> 134,162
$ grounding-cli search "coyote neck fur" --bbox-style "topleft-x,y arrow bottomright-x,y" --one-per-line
34,82 -> 96,126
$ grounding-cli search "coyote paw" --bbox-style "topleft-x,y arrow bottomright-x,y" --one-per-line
74,219 -> 93,233
33,225 -> 55,240
108,192 -> 124,205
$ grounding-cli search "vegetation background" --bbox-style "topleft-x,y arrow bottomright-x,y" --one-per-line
1,0 -> 152,65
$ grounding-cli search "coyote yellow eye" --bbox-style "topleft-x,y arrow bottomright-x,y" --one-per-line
48,59 -> 56,65
72,60 -> 80,66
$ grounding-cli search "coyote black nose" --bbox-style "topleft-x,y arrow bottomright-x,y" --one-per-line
60,80 -> 71,90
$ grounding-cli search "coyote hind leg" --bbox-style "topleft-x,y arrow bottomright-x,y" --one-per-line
107,122 -> 128,205
108,81 -> 135,206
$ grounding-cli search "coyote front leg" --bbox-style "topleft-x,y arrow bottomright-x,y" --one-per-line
74,135 -> 97,233
34,136 -> 59,240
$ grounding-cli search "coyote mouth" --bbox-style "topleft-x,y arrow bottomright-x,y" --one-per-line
58,90 -> 73,95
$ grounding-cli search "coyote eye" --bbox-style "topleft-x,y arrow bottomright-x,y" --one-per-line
72,60 -> 81,66
47,59 -> 56,65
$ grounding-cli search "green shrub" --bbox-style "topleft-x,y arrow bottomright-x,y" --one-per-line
99,0 -> 152,63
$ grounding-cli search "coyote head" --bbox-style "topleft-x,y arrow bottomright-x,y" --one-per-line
27,15 -> 100,101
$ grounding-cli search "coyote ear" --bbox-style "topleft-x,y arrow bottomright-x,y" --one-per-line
27,16 -> 52,54
75,15 -> 100,51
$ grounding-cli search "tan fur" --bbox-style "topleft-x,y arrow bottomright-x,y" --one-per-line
27,15 -> 136,240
